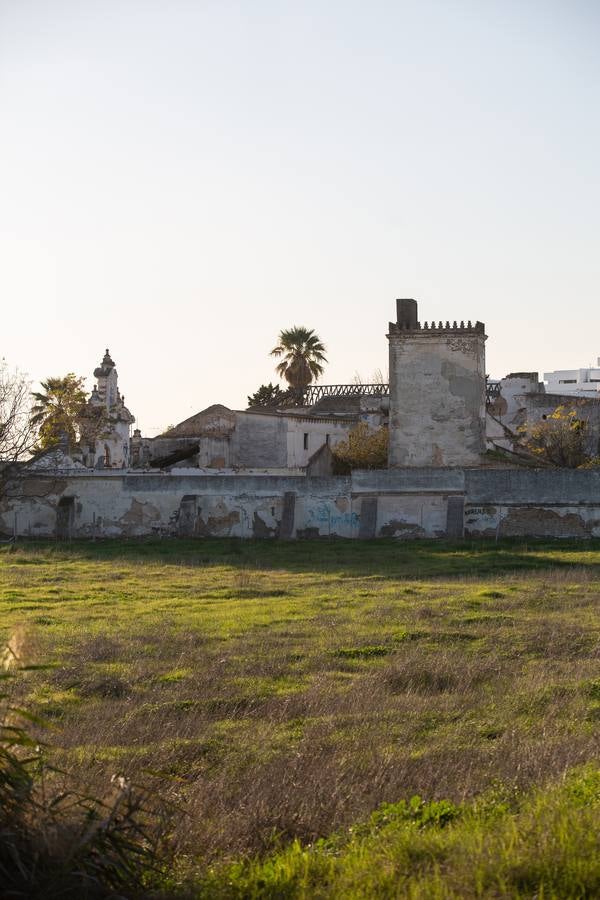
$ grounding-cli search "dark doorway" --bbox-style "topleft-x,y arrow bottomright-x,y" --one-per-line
56,496 -> 75,540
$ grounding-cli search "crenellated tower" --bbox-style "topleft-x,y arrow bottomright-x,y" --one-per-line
387,299 -> 487,467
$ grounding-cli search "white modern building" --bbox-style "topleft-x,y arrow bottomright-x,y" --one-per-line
544,360 -> 600,396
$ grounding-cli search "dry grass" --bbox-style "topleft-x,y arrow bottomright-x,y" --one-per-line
1,538 -> 600,877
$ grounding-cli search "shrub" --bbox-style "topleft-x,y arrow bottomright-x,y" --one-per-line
332,423 -> 388,473
522,406 -> 589,468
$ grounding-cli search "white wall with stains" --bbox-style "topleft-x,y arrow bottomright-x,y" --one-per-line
4,468 -> 600,541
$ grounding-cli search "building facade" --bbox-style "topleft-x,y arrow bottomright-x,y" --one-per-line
148,406 -> 355,471
544,362 -> 600,397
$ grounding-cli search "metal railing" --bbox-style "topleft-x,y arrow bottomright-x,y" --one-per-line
486,381 -> 501,404
301,383 -> 389,405
301,379 -> 501,407
302,379 -> 501,407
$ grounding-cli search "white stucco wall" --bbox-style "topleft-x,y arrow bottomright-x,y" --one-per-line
497,374 -> 543,424
544,365 -> 600,397
285,416 -> 351,468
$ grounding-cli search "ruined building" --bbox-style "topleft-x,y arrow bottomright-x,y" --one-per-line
3,296 -> 600,541
147,404 -> 356,472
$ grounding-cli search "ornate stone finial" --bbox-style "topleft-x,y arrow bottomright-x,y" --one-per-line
467,320 -> 472,329
445,321 -> 450,329
424,321 -> 429,329
438,321 -> 443,329
102,348 -> 115,367
460,320 -> 464,328
453,321 -> 457,328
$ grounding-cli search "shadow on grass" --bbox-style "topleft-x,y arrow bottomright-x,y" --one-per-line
5,537 -> 600,579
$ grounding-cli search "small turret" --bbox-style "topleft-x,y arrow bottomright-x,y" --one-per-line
78,348 -> 135,469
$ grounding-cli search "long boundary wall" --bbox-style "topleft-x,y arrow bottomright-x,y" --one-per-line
2,468 -> 600,540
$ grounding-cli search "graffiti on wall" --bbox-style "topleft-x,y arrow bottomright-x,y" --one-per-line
307,503 -> 359,532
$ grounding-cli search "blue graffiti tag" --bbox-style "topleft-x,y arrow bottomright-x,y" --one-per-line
308,503 -> 359,529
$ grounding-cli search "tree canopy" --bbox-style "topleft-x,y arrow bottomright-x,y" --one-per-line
270,327 -> 327,391
247,383 -> 289,408
30,374 -> 87,451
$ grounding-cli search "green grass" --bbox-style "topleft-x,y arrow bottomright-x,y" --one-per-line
2,537 -> 600,896
195,768 -> 600,898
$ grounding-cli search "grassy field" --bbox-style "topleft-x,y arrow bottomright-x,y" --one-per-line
2,537 -> 600,897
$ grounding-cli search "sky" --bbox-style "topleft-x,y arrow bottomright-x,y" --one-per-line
1,0 -> 599,435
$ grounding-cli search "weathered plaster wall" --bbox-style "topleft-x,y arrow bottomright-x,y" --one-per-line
351,468 -> 465,538
0,473 -> 356,540
464,468 -> 600,538
4,467 -> 600,541
496,374 -> 543,425
148,411 -> 353,471
150,436 -> 232,468
285,416 -> 350,468
232,414 -> 289,468
388,330 -> 486,467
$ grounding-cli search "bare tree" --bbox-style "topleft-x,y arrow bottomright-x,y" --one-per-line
352,368 -> 389,386
371,367 -> 388,385
1,364 -> 64,539
0,360 -> 36,464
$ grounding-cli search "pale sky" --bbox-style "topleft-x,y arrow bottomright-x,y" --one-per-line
1,0 -> 599,434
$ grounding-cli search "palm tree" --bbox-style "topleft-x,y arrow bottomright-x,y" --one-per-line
270,327 -> 327,391
30,374 -> 87,450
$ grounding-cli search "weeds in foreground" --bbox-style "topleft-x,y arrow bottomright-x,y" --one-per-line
0,652 -> 168,899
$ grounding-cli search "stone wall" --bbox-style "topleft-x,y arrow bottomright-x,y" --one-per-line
4,466 -> 600,541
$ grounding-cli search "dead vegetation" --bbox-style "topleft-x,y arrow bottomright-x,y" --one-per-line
2,539 -> 600,872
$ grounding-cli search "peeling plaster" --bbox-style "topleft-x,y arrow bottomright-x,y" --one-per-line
379,519 -> 426,538
120,499 -> 161,525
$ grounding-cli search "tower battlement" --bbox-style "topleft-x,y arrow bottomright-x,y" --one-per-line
388,319 -> 485,335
